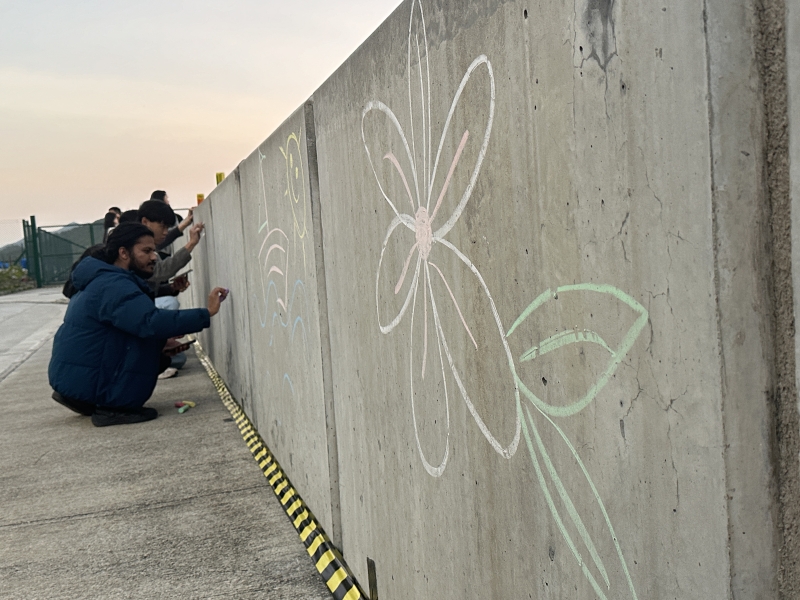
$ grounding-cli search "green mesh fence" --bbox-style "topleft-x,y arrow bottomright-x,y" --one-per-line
36,223 -> 105,286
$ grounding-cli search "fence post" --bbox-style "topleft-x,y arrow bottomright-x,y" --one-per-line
89,223 -> 95,246
29,215 -> 42,288
22,219 -> 28,257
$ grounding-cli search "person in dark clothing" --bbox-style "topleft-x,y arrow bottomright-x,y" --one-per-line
118,209 -> 140,224
149,191 -> 193,251
49,222 -> 228,427
102,211 -> 118,243
62,243 -> 184,301
62,244 -> 106,299
137,200 -> 202,286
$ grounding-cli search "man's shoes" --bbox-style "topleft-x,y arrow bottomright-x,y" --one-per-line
91,406 -> 158,427
52,391 -> 95,416
158,367 -> 178,380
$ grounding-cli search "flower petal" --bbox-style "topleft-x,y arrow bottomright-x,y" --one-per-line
410,262 -> 452,477
427,239 -> 521,459
362,101 -> 419,218
430,55 -> 495,239
406,0 -> 432,209
376,213 -> 418,334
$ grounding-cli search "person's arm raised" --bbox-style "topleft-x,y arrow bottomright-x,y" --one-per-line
184,222 -> 204,253
177,208 -> 194,232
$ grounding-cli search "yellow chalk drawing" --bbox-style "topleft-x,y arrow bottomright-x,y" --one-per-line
280,132 -> 309,275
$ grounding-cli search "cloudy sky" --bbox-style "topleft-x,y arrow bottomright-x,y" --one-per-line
0,0 -> 402,236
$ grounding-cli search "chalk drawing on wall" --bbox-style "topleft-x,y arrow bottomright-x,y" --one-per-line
255,133 -> 311,349
280,132 -> 310,275
361,1 -> 648,598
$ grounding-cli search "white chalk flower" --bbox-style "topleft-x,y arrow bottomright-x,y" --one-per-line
361,0 -> 520,477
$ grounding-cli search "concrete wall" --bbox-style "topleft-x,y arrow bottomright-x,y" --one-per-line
191,0 -> 795,597
194,106 -> 340,541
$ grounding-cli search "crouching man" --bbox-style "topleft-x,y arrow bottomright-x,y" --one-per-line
48,222 -> 228,427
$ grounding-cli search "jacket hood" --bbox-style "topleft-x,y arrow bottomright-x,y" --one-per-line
72,257 -> 150,293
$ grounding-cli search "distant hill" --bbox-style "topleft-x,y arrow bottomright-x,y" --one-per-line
0,220 -> 105,265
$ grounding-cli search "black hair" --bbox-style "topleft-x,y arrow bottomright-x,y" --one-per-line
138,199 -> 176,227
108,206 -> 122,215
150,190 -> 167,201
119,209 -> 140,224
105,222 -> 154,263
63,244 -> 109,298
103,212 -> 117,230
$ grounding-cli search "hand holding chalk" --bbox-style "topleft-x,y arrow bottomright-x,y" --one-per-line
207,287 -> 228,316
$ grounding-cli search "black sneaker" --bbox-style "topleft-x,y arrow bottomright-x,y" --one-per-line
52,391 -> 95,416
91,406 -> 158,427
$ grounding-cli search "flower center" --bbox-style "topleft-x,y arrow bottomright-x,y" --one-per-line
415,206 -> 433,261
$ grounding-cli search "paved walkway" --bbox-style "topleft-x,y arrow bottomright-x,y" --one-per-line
0,288 -> 331,599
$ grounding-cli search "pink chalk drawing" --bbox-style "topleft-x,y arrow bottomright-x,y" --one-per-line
361,1 -> 648,599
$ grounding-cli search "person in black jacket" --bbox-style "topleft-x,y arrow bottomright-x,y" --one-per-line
49,223 -> 228,427
150,190 -> 194,252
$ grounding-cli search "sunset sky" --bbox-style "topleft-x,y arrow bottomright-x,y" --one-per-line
0,0 -> 402,241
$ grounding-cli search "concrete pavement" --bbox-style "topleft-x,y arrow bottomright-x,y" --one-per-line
0,288 -> 332,599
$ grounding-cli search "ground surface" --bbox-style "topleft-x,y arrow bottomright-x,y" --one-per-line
0,287 -> 331,599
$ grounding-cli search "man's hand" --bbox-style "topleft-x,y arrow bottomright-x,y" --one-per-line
170,273 -> 190,293
184,222 -> 205,252
164,341 -> 193,356
207,287 -> 229,316
177,208 -> 194,232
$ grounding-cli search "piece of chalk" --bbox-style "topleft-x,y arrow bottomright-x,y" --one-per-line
175,401 -> 185,408
178,405 -> 190,414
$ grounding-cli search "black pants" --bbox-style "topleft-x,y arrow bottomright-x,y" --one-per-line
158,353 -> 172,374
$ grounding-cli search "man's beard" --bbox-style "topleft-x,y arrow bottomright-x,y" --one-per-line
131,260 -> 156,280
132,266 -> 154,279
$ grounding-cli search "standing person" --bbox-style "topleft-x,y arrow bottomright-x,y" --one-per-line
101,211 -> 118,243
150,190 -> 169,204
48,223 -> 228,426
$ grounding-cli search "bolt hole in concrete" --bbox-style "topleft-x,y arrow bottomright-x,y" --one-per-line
523,8 -> 527,18
542,377 -> 548,386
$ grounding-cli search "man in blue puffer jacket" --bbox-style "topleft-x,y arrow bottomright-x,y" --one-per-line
49,222 -> 228,427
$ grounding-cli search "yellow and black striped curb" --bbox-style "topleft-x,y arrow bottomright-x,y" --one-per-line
194,343 -> 365,600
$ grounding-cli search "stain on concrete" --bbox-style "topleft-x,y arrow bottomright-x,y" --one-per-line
422,0 -> 515,49
582,0 -> 617,71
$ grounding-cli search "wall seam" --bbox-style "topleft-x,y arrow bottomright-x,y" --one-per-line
701,1 -> 735,597
755,0 -> 800,595
304,98 -> 344,550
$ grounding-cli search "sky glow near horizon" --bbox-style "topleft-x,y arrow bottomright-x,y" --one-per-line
0,0 -> 402,235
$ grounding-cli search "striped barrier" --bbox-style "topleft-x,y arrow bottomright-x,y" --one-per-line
194,343 -> 365,600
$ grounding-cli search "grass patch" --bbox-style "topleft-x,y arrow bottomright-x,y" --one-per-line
0,265 -> 35,296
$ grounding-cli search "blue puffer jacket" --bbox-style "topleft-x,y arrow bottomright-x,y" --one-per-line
48,257 -> 210,409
